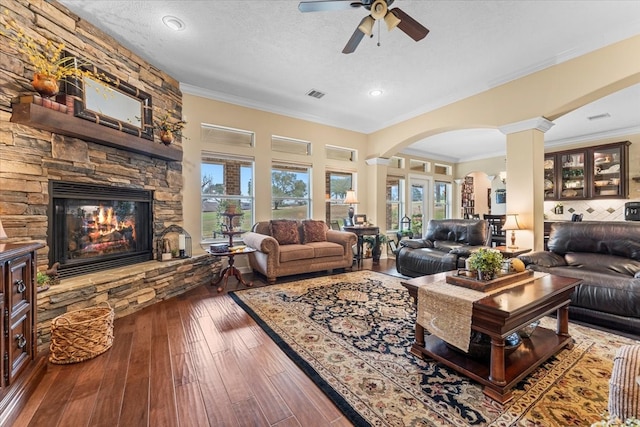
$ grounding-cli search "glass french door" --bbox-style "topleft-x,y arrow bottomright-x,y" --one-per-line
409,178 -> 430,237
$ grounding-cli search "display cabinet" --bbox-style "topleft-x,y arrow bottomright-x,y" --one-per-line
559,151 -> 586,199
546,141 -> 629,200
591,143 -> 629,198
543,155 -> 556,200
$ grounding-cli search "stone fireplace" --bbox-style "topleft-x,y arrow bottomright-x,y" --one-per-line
49,181 -> 154,278
1,1 -> 223,352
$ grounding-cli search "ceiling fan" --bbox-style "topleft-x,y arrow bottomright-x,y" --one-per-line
298,0 -> 429,54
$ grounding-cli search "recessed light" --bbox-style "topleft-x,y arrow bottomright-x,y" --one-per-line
162,15 -> 185,31
369,89 -> 383,97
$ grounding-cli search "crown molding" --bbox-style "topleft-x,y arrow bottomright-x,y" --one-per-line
499,117 -> 555,135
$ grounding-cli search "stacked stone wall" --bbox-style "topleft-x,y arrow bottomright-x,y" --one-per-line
0,1 -> 219,351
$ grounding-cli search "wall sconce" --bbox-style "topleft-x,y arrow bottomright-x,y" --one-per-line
499,171 -> 507,184
343,190 -> 359,221
502,214 -> 521,248
487,175 -> 496,182
453,178 -> 464,185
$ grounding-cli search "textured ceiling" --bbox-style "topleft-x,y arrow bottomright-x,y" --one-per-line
58,0 -> 640,161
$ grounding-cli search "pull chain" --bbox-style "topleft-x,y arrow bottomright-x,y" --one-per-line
377,19 -> 381,47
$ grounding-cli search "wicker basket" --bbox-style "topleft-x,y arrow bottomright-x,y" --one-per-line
49,302 -> 114,364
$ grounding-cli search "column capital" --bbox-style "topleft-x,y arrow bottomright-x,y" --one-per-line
499,117 -> 554,135
365,157 -> 391,166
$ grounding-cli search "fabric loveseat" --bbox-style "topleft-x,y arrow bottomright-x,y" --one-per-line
243,219 -> 356,284
518,221 -> 640,335
395,219 -> 491,277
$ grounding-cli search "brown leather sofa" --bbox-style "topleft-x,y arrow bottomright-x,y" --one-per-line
518,221 -> 640,335
243,220 -> 356,284
395,219 -> 491,277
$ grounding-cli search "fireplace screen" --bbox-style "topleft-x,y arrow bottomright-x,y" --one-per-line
50,182 -> 153,277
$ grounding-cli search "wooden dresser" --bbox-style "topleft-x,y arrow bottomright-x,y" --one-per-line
0,242 -> 46,426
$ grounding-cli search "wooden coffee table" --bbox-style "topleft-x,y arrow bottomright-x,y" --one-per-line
402,271 -> 581,403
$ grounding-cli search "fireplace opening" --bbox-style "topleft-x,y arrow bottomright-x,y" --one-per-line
49,181 -> 154,278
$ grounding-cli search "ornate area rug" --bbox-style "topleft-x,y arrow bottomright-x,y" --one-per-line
229,271 -> 639,426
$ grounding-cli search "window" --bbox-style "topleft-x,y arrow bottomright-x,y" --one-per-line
272,163 -> 311,220
434,163 -> 452,175
410,159 -> 430,173
434,181 -> 451,220
201,124 -> 254,148
388,156 -> 404,169
386,176 -> 404,231
201,154 -> 254,241
325,171 -> 354,226
326,145 -> 356,162
272,135 -> 311,155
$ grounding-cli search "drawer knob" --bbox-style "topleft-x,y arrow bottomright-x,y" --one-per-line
15,334 -> 27,350
16,279 -> 27,293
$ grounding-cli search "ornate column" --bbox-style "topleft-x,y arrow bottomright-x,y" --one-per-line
365,156 -> 390,234
499,117 -> 554,251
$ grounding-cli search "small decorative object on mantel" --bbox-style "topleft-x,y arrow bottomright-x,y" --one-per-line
154,111 -> 187,145
0,9 -> 108,97
32,73 -> 59,97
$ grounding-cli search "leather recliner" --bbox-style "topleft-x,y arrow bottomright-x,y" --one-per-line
519,221 -> 640,335
395,219 -> 491,277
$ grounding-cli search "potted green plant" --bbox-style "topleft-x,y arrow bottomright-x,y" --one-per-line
467,248 -> 504,281
362,234 -> 389,262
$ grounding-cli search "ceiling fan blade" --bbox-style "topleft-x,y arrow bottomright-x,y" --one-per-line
342,17 -> 367,54
299,1 -> 362,13
391,8 -> 429,41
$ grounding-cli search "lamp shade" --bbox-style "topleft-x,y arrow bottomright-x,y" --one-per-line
344,190 -> 359,205
370,0 -> 387,20
384,11 -> 401,30
0,218 -> 7,239
503,214 -> 521,231
358,15 -> 375,35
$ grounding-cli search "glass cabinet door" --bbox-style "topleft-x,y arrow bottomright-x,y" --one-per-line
592,145 -> 623,198
559,151 -> 586,199
544,155 -> 556,200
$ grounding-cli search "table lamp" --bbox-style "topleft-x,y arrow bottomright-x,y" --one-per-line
344,190 -> 359,222
503,214 -> 521,248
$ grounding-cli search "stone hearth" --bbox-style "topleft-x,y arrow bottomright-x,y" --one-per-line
36,254 -> 221,353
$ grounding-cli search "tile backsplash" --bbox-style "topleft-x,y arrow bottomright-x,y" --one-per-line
544,199 -> 639,221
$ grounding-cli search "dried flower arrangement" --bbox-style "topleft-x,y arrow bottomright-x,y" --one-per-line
0,9 -> 106,95
154,111 -> 188,144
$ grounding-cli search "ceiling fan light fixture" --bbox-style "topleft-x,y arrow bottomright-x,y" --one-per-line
370,0 -> 387,20
358,15 -> 375,36
384,10 -> 401,31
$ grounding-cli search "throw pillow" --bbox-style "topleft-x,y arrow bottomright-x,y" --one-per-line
270,220 -> 300,245
302,220 -> 327,243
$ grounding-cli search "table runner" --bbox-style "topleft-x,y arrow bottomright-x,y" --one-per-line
417,272 -> 547,352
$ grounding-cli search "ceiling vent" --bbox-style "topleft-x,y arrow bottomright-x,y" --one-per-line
306,89 -> 326,99
587,113 -> 611,121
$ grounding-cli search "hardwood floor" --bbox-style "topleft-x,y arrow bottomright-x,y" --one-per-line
14,259 -> 400,427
